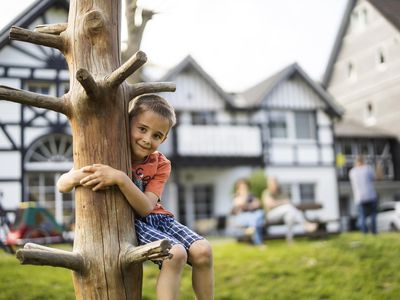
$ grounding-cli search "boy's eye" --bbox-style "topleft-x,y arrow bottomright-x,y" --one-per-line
138,127 -> 146,132
153,134 -> 162,140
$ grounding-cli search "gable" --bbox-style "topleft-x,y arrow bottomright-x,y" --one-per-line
261,74 -> 326,111
0,2 -> 68,70
163,66 -> 226,111
324,0 -> 400,86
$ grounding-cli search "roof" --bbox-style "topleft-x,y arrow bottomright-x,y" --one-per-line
159,55 -> 235,107
0,0 -> 69,49
368,0 -> 400,31
240,63 -> 344,117
323,0 -> 400,86
334,118 -> 396,138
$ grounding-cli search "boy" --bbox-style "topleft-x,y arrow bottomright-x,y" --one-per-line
57,94 -> 214,300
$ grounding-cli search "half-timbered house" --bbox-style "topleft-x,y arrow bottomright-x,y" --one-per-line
0,0 -> 72,224
159,59 -> 342,232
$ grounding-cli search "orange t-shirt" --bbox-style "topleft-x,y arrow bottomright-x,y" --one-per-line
131,151 -> 173,216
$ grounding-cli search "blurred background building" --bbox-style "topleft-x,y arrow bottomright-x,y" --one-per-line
0,0 -> 399,234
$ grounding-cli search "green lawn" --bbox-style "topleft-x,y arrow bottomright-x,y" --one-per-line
0,233 -> 399,299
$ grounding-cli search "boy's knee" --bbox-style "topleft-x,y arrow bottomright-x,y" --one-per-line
189,240 -> 213,268
169,244 -> 188,268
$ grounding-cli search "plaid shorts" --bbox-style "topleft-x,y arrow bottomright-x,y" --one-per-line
135,214 -> 204,253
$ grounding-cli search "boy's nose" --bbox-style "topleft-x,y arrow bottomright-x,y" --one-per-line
142,136 -> 150,145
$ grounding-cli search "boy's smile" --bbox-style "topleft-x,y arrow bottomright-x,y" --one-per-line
130,110 -> 170,163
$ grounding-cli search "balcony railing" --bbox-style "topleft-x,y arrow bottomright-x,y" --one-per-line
177,124 -> 262,156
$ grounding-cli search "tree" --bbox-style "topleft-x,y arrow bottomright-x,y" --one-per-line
123,0 -> 155,83
0,0 -> 174,298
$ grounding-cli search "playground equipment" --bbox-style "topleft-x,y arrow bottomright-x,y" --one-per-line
6,202 -> 64,246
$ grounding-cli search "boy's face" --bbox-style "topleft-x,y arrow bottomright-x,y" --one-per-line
130,110 -> 170,162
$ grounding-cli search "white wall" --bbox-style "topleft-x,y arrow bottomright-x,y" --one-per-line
0,182 -> 21,209
266,166 -> 340,231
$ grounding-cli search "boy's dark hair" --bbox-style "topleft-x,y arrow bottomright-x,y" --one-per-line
129,94 -> 176,127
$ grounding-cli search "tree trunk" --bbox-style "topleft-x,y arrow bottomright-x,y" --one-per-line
0,0 -> 174,299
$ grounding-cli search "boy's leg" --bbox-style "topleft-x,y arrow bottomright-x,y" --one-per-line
159,217 -> 214,299
157,244 -> 187,300
188,240 -> 214,300
135,218 -> 187,299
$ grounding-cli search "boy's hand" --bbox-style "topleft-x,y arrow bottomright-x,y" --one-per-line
57,167 -> 93,193
80,164 -> 124,192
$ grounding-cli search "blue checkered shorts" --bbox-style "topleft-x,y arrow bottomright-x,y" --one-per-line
135,214 -> 204,253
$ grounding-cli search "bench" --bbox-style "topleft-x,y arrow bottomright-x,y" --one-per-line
265,202 -> 327,239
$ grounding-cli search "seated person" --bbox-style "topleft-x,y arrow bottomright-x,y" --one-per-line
229,178 -> 265,246
262,177 -> 317,243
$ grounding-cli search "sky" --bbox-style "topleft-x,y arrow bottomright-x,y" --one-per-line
0,0 -> 348,92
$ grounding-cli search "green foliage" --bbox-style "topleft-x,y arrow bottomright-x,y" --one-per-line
248,169 -> 267,199
1,233 -> 400,299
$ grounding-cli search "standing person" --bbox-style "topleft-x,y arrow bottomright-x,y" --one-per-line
349,155 -> 378,234
262,177 -> 317,243
230,179 -> 265,246
57,94 -> 214,300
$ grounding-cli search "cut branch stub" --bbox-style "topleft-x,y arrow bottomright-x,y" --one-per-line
10,26 -> 64,51
76,68 -> 99,99
35,23 -> 68,35
0,85 -> 69,116
122,239 -> 172,265
128,82 -> 176,101
83,10 -> 105,34
16,243 -> 85,273
107,51 -> 147,88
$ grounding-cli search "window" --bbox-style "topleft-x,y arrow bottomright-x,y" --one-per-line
378,50 -> 386,64
191,111 -> 216,125
364,102 -> 376,127
376,48 -> 387,71
269,111 -> 287,138
26,172 -> 74,224
295,112 -> 316,139
27,83 -> 51,95
347,62 -> 356,81
177,185 -> 187,225
269,111 -> 316,140
300,184 -> 315,204
280,184 -> 292,201
193,185 -> 214,220
24,134 -> 74,225
351,7 -> 368,32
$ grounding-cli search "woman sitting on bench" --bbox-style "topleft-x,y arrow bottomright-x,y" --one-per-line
262,177 -> 317,243
230,179 -> 265,246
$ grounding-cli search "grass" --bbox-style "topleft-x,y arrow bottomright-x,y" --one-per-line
0,233 -> 399,299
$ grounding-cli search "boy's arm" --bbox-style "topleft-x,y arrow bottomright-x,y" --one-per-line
80,164 -> 157,217
57,168 -> 89,193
